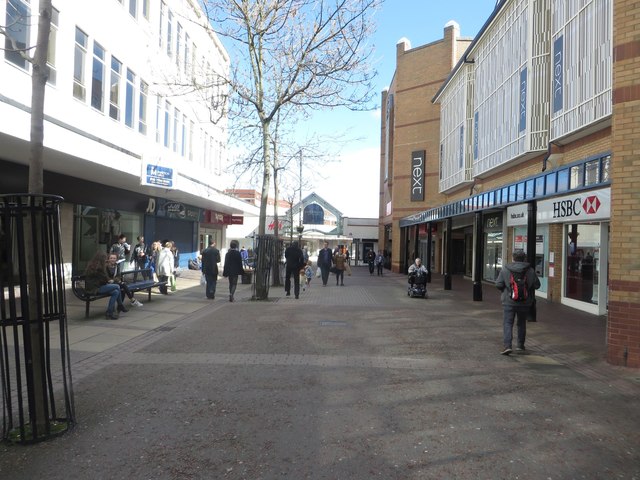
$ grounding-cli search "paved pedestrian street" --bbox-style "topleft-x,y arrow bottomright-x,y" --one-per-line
1,267 -> 638,479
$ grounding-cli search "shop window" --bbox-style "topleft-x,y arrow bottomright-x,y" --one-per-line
525,179 -> 534,199
557,168 -> 569,192
508,185 -> 516,203
501,187 -> 509,204
535,176 -> 545,196
565,223 -> 600,305
601,155 -> 611,183
516,182 -> 525,201
584,160 -> 599,186
545,172 -> 557,194
570,164 -> 584,189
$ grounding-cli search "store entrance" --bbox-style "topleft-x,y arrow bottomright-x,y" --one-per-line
564,222 -> 608,315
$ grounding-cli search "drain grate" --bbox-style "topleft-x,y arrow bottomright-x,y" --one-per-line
153,326 -> 176,332
319,320 -> 348,327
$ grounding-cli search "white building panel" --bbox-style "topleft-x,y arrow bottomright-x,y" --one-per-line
550,0 -> 612,141
438,64 -> 473,193
469,0 -> 550,177
0,0 -> 230,199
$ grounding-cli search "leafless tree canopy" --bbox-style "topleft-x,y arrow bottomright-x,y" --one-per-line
201,0 -> 381,231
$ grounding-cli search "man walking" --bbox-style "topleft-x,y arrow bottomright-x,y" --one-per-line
201,240 -> 221,299
284,241 -> 305,299
495,249 -> 541,355
317,241 -> 333,287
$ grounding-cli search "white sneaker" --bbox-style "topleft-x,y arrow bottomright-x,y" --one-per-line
131,299 -> 143,307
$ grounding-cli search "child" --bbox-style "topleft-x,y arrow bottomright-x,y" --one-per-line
303,260 -> 314,290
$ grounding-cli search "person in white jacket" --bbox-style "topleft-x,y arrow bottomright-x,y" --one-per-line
156,242 -> 174,294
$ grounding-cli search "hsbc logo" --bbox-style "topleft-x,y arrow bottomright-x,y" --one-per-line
553,195 -> 601,219
582,195 -> 601,214
537,188 -> 610,224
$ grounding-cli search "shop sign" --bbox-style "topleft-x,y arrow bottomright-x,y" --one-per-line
552,36 -> 564,114
485,214 -> 502,231
537,188 -> 610,224
205,211 -> 245,225
157,199 -> 201,221
507,204 -> 528,226
411,150 -> 425,202
142,161 -> 174,188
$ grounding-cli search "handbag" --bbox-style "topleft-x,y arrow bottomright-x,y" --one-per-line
170,274 -> 177,292
344,263 -> 352,276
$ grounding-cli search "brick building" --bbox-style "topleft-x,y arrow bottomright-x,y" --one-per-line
380,0 -> 640,367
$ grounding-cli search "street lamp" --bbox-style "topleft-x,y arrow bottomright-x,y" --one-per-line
297,150 -> 304,243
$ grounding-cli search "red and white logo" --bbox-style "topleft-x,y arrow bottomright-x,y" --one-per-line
582,195 -> 601,215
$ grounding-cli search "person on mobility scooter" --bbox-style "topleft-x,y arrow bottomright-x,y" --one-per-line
407,258 -> 428,298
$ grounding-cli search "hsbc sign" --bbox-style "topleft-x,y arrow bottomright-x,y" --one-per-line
537,188 -> 610,224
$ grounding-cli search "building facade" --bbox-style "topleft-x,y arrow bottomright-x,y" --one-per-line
383,0 -> 640,367
1,0 -> 255,275
379,23 -> 474,275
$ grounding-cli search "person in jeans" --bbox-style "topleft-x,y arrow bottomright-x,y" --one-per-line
495,249 -> 541,355
107,253 -> 143,308
84,251 -> 127,320
223,240 -> 244,302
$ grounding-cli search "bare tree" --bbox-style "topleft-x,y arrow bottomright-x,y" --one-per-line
201,0 -> 381,234
1,0 -> 54,440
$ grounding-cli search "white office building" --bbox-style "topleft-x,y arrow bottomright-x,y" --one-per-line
0,0 -> 257,275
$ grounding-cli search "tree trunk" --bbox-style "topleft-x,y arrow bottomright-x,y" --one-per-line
26,0 -> 52,437
255,120 -> 272,299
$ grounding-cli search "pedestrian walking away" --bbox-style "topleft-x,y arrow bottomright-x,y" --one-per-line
375,249 -> 384,276
317,241 -> 333,286
201,240 -> 221,299
223,240 -> 244,302
366,249 -> 376,275
495,249 -> 541,355
284,241 -> 305,299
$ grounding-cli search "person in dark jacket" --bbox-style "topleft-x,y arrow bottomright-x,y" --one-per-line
495,249 -> 541,355
201,241 -> 221,299
317,241 -> 333,286
223,240 -> 244,302
84,251 -> 127,320
284,241 -> 305,299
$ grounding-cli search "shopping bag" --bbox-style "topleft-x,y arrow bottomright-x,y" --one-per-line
170,274 -> 177,292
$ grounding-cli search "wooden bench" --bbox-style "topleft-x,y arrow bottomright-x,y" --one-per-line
71,268 -> 167,318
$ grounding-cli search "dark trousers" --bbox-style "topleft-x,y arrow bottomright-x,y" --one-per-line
335,269 -> 344,285
368,261 -> 375,274
158,275 -> 169,294
285,266 -> 301,297
228,275 -> 239,297
319,265 -> 330,285
204,273 -> 217,298
503,305 -> 529,348
377,263 -> 383,275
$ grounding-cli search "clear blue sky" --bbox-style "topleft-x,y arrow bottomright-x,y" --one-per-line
223,1 -> 500,217
309,0 -> 498,217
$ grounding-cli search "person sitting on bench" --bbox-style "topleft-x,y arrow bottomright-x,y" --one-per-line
107,253 -> 143,308
85,251 -> 128,320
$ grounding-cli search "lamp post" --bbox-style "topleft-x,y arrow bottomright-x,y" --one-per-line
297,150 -> 304,243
